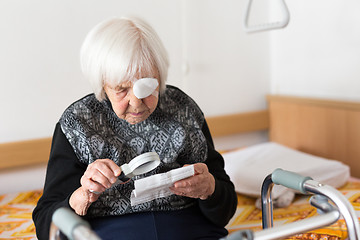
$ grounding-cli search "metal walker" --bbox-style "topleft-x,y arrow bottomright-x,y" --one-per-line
223,168 -> 360,240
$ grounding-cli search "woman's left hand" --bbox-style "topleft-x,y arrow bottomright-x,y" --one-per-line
170,163 -> 215,200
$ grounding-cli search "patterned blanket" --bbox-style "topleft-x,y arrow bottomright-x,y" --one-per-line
0,190 -> 41,240
0,180 -> 359,240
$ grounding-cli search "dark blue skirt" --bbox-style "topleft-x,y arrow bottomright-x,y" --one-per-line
88,205 -> 228,240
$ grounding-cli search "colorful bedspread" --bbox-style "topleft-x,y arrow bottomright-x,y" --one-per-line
0,190 -> 41,240
0,180 -> 359,240
226,179 -> 360,240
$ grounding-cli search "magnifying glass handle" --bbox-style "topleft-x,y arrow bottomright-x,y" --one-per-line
118,171 -> 130,182
119,163 -> 133,182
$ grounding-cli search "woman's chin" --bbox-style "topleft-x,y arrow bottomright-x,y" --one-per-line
125,115 -> 147,124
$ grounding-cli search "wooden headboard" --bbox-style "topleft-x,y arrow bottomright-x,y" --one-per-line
1,95 -> 360,179
268,95 -> 360,178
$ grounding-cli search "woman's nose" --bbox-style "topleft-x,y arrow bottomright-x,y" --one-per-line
128,90 -> 143,107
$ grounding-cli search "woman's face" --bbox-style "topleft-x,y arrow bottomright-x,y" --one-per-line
104,76 -> 160,125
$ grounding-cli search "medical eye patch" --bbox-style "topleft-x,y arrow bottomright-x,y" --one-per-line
133,78 -> 159,99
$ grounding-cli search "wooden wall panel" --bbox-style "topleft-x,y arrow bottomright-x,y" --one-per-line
268,95 -> 360,178
206,110 -> 269,137
0,110 -> 269,170
0,137 -> 51,170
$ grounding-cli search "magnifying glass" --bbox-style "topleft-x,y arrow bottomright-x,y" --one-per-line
90,152 -> 160,194
118,152 -> 160,182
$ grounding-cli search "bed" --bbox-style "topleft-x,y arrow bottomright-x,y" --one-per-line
1,94 -> 360,239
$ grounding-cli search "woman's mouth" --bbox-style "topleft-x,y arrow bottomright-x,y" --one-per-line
129,111 -> 144,116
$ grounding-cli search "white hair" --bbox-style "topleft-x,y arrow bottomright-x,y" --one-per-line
80,16 -> 169,101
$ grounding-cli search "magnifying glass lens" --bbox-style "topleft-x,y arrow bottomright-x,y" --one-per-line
119,152 -> 160,181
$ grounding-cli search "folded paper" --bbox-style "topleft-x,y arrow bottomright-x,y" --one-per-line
130,165 -> 195,206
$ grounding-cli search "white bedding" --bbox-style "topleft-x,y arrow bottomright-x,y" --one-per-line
223,142 -> 350,199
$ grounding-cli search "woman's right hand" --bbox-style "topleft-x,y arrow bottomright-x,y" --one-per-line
70,159 -> 121,215
81,158 -> 121,194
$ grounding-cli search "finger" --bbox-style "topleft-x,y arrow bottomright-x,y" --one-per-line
172,164 -> 201,188
173,178 -> 185,188
83,164 -> 112,189
94,159 -> 121,180
90,170 -> 113,188
171,168 -> 215,199
82,160 -> 119,191
87,159 -> 121,185
93,163 -> 118,185
81,175 -> 106,194
169,187 -> 190,197
193,163 -> 208,175
101,159 -> 121,177
173,174 -> 201,188
170,184 -> 204,199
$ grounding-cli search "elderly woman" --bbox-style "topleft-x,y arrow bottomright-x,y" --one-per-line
33,16 -> 237,240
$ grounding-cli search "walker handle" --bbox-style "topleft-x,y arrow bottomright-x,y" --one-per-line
271,168 -> 312,194
51,207 -> 100,240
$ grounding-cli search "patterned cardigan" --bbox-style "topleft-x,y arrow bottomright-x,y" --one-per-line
33,85 -> 237,240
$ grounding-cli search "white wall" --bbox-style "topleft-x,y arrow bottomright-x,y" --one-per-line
270,0 -> 360,101
2,1 -> 359,192
3,0 -> 359,145
0,0 -> 185,143
0,0 -> 270,144
181,0 -> 271,116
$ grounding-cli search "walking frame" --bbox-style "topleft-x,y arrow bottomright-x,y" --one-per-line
223,168 -> 360,240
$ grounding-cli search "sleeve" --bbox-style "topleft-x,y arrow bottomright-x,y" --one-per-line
198,120 -> 238,227
32,122 -> 87,240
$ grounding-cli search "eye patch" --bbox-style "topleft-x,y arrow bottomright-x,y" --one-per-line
133,78 -> 159,99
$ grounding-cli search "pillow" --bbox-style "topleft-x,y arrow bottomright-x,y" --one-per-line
223,142 -> 350,199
